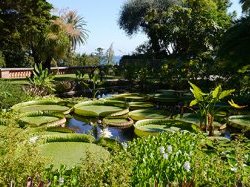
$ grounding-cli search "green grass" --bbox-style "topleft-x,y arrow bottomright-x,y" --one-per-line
18,104 -> 70,113
39,142 -> 109,168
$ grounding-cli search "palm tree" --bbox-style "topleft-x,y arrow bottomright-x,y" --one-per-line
240,0 -> 250,13
60,10 -> 89,51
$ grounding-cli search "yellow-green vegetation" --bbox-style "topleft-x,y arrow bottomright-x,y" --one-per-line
129,108 -> 169,121
134,119 -> 196,137
39,142 -> 109,168
73,99 -> 129,117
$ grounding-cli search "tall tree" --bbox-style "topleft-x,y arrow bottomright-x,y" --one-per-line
0,0 -> 53,67
118,0 -> 181,54
240,0 -> 250,13
118,0 -> 232,57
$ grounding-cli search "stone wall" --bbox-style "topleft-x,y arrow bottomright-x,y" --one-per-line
0,66 -> 100,79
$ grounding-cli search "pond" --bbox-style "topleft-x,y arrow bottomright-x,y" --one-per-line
66,117 -> 136,142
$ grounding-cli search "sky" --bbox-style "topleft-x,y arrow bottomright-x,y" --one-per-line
47,0 -> 242,56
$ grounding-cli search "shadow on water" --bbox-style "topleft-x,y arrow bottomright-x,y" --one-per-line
66,117 -> 136,142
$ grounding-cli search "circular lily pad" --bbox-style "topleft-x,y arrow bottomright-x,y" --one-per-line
39,142 -> 109,168
177,113 -> 222,128
103,117 -> 134,128
129,108 -> 169,121
228,115 -> 250,131
110,93 -> 146,102
134,119 -> 196,137
73,100 -> 129,118
12,100 -> 71,114
129,102 -> 154,110
19,112 -> 66,128
151,93 -> 179,103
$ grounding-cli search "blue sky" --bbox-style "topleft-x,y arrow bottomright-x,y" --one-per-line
48,0 -> 242,56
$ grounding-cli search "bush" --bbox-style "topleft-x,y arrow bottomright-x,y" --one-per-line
127,132 -> 250,186
0,80 -> 31,109
0,126 -> 46,186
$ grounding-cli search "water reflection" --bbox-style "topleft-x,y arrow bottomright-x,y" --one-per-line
66,117 -> 136,142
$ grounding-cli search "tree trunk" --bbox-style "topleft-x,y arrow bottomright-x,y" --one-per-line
207,113 -> 214,136
43,56 -> 52,72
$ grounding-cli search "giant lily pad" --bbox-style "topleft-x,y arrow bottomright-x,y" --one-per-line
134,119 -> 196,137
228,115 -> 250,131
103,117 -> 134,128
129,101 -> 154,110
110,93 -> 146,102
176,113 -> 222,128
39,142 -> 109,168
129,108 -> 169,121
12,100 -> 71,114
19,112 -> 66,128
73,99 -> 129,118
150,93 -> 179,103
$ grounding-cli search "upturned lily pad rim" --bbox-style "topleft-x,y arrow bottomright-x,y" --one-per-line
134,119 -> 196,137
228,115 -> 250,130
11,100 -> 71,114
103,117 -> 134,128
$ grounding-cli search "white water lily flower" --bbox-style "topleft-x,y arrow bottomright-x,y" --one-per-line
29,136 -> 39,144
121,142 -> 128,149
159,146 -> 165,154
100,128 -> 112,138
183,161 -> 191,172
230,167 -> 237,172
59,177 -> 64,185
167,145 -> 172,153
163,153 -> 168,159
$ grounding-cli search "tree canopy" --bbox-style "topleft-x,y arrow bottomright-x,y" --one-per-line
119,0 -> 232,57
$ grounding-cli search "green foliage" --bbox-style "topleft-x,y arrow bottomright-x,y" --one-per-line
119,0 -> 231,56
127,132 -> 250,186
0,51 -> 5,67
0,0 -> 53,67
75,69 -> 102,98
0,80 -> 31,109
0,127 -> 46,186
189,81 -> 234,135
28,63 -> 55,96
128,131 -> 199,186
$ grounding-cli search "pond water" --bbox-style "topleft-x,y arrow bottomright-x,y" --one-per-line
66,117 -> 136,142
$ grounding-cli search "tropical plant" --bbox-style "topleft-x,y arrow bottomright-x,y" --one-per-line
60,10 -> 89,52
27,63 -> 55,96
188,82 -> 235,135
75,69 -> 102,98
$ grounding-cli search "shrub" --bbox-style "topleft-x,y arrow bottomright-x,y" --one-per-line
127,131 -> 250,186
0,80 -> 31,109
0,126 -> 46,186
